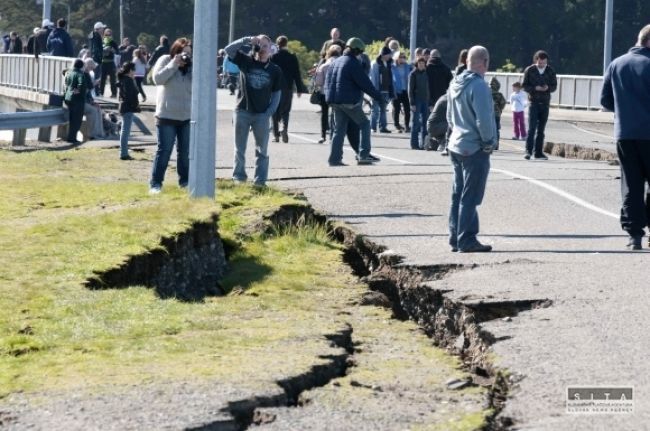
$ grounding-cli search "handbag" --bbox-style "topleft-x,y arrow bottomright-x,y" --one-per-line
309,91 -> 323,105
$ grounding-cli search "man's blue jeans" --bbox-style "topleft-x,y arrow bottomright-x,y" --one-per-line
150,120 -> 190,188
526,101 -> 549,156
329,103 -> 371,164
410,102 -> 429,149
120,112 -> 133,158
371,91 -> 390,130
233,109 -> 271,185
449,150 -> 491,250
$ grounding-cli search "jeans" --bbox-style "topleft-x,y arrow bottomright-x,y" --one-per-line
526,101 -> 549,156
233,109 -> 271,185
272,88 -> 293,137
329,102 -> 371,163
100,61 -> 117,97
120,112 -> 133,158
449,150 -> 491,250
65,99 -> 84,142
392,91 -> 410,129
617,140 -> 650,238
371,91 -> 390,130
150,120 -> 190,188
410,102 -> 429,149
513,111 -> 526,139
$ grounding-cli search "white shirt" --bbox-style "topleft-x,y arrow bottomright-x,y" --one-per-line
509,91 -> 528,113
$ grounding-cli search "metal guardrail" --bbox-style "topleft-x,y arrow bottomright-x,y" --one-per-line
0,109 -> 67,130
485,72 -> 604,110
0,54 -> 75,96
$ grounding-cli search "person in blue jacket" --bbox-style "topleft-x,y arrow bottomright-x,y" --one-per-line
601,24 -> 650,250
324,37 -> 384,166
46,19 -> 74,57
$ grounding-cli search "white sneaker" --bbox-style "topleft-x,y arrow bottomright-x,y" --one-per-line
149,186 -> 161,195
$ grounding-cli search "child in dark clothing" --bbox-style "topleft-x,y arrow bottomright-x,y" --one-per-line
490,77 -> 506,150
117,62 -> 140,160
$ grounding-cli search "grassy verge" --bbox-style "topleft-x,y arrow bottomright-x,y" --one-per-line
0,148 -> 357,396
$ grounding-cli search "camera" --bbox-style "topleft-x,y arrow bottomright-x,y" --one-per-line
252,44 -> 261,53
180,53 -> 192,66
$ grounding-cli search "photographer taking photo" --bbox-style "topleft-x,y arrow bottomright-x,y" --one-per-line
225,34 -> 283,187
149,37 -> 192,194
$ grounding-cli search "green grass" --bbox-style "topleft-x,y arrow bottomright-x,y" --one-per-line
0,149 -> 357,396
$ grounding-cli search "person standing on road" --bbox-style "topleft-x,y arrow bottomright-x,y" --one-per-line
149,38 -> 193,194
225,35 -> 283,187
601,24 -> 650,250
271,35 -> 308,143
324,37 -> 384,166
522,50 -> 557,160
391,51 -> 412,133
426,49 -> 453,109
509,82 -> 527,140
314,45 -> 341,143
446,45 -> 496,253
46,19 -> 74,57
63,59 -> 88,145
89,22 -> 105,93
370,46 -> 395,133
408,56 -> 431,150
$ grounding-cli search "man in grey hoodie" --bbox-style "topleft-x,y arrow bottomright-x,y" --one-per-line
446,45 -> 496,253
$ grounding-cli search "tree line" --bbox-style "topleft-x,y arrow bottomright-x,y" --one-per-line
1,0 -> 647,75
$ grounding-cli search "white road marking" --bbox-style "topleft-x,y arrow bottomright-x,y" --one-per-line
290,132 -> 618,220
569,123 -> 614,140
491,168 -> 619,219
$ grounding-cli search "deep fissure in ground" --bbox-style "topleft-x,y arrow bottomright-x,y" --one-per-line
84,202 -> 553,430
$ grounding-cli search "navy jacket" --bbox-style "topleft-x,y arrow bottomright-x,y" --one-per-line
46,28 -> 74,57
601,46 -> 650,140
324,53 -> 382,105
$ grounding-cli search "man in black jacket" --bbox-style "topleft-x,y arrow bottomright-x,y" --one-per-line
148,35 -> 170,69
425,49 -> 452,107
522,50 -> 557,160
271,35 -> 307,143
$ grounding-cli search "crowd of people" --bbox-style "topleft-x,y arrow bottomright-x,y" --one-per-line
3,17 -> 650,252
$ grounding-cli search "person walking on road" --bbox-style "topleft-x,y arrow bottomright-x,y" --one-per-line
323,37 -> 384,166
225,35 -> 283,187
271,35 -> 307,143
446,45 -> 496,253
408,56 -> 431,150
601,24 -> 650,250
522,50 -> 557,160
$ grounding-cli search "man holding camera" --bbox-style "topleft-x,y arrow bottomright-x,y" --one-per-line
225,35 -> 283,186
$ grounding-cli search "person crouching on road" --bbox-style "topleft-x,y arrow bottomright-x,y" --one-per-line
225,34 -> 283,187
446,46 -> 496,253
149,37 -> 192,195
117,62 -> 140,160
324,37 -> 384,166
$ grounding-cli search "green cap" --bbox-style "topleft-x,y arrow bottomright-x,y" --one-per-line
346,37 -> 365,51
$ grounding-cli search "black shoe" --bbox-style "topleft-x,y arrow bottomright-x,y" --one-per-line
627,237 -> 642,250
458,242 -> 492,253
368,154 -> 380,161
451,246 -> 458,252
441,149 -> 449,156
66,139 -> 82,145
272,135 -> 280,143
524,153 -> 531,160
379,128 -> 392,133
281,130 -> 289,143
357,157 -> 375,165
329,161 -> 347,167
120,154 -> 134,160
404,126 -> 411,133
534,153 -> 548,160
318,137 -> 326,144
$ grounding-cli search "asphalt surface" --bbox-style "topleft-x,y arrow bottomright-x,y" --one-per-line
19,85 -> 649,429
204,90 -> 646,430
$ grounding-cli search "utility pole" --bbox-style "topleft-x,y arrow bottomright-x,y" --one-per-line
119,0 -> 125,43
603,0 -> 614,73
42,0 -> 52,22
189,0 -> 219,198
409,0 -> 418,62
228,0 -> 236,43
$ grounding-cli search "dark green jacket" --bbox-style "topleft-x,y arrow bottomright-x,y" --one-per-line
64,68 -> 87,104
